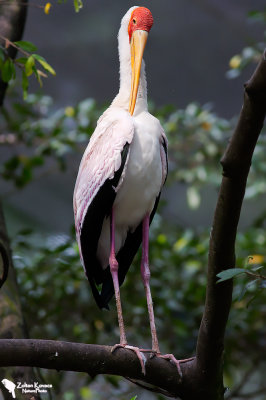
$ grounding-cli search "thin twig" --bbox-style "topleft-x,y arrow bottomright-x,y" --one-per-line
245,271 -> 266,280
125,377 -> 178,398
0,33 -> 31,57
229,387 -> 266,399
225,362 -> 258,399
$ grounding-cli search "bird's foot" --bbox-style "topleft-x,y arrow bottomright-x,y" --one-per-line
111,344 -> 147,375
157,353 -> 195,377
138,348 -> 158,358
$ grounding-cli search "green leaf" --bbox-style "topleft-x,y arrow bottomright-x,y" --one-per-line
16,57 -> 28,65
0,55 -> 4,69
19,165 -> 32,186
63,391 -> 75,400
0,48 -> 5,62
32,65 -> 43,87
248,10 -> 266,22
30,156 -> 44,166
4,156 -> 20,170
73,0 -> 83,12
237,285 -> 247,302
130,397 -> 137,400
25,55 -> 35,76
14,40 -> 37,53
251,265 -> 264,272
217,268 -> 246,283
33,54 -> 56,75
1,59 -> 15,82
17,228 -> 33,236
22,70 -> 29,100
80,386 -> 92,399
245,279 -> 258,290
104,375 -> 120,388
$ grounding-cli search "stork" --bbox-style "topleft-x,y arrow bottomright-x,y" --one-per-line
74,6 -> 183,375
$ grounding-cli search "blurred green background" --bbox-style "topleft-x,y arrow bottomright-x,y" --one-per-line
0,1 -> 266,399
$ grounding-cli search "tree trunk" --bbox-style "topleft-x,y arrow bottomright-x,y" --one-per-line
0,1 -> 42,398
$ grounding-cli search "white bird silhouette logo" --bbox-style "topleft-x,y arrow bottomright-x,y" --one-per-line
1,379 -> 16,398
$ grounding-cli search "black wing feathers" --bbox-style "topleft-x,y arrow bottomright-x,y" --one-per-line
100,193 -> 162,307
82,133 -> 168,310
161,135 -> 168,183
80,143 -> 129,309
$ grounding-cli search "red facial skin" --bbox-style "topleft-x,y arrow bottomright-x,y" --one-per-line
128,7 -> 154,42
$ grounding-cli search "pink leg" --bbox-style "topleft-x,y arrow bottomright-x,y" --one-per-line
109,208 -> 127,346
141,214 -> 160,354
141,214 -> 194,377
110,208 -> 146,374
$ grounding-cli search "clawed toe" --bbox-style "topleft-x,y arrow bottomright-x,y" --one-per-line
111,343 -> 126,353
111,344 -> 194,378
137,348 -> 158,359
157,354 -> 195,377
158,353 -> 182,376
111,344 -> 147,375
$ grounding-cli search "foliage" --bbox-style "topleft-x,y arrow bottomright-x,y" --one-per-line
0,94 -> 102,186
57,0 -> 84,13
217,251 -> 266,306
10,224 -> 266,398
0,38 -> 56,99
1,93 -> 266,207
73,0 -> 83,13
227,10 -> 266,79
0,0 -> 85,99
11,210 -> 266,399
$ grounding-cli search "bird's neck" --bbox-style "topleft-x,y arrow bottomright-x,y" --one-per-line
111,29 -> 148,115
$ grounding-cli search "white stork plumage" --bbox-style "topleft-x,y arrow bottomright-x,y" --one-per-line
73,6 -> 185,375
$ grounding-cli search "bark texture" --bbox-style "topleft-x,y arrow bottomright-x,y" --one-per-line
195,49 -> 266,399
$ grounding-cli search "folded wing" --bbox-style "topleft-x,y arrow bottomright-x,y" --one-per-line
73,109 -> 134,308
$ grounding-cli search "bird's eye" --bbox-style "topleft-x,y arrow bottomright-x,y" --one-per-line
133,18 -> 137,24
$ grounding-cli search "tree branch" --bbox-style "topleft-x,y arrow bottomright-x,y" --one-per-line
196,49 -> 266,397
0,339 -> 196,399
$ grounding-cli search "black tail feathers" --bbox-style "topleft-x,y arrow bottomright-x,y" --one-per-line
88,276 -> 110,310
100,278 -> 115,308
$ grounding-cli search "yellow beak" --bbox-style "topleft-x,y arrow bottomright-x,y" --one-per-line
129,30 -> 148,115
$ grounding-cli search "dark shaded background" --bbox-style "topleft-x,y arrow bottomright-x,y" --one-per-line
2,0 -> 266,233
